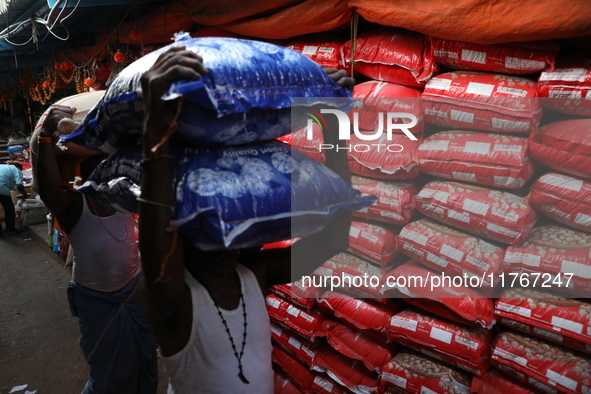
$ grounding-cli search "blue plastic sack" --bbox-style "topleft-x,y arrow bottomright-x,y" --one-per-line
63,33 -> 354,154
79,140 -> 375,250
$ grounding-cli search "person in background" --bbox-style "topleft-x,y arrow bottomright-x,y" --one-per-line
0,161 -> 28,236
138,46 -> 354,393
33,108 -> 158,393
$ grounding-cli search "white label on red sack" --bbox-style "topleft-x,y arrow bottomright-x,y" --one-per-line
318,46 -> 335,53
496,302 -> 532,317
302,45 -> 319,55
575,213 -> 591,227
448,210 -> 471,223
493,144 -> 523,153
541,205 -> 571,220
430,327 -> 453,344
451,109 -> 475,124
314,376 -> 334,393
487,222 -> 520,238
391,316 -> 418,332
455,335 -> 479,350
464,142 -> 491,155
551,316 -> 584,334
540,173 -> 584,192
420,386 -> 439,394
452,172 -> 477,182
288,336 -> 302,350
461,49 -> 487,64
300,312 -> 315,322
539,68 -> 588,82
491,207 -> 520,222
496,85 -> 529,97
466,255 -> 491,271
361,231 -> 379,244
382,372 -> 407,388
381,211 -> 403,220
400,229 -> 429,246
315,267 -> 333,277
404,243 -> 425,258
349,226 -> 361,238
548,89 -> 583,98
561,260 -> 591,280
426,78 -> 452,91
424,205 -> 446,216
583,385 -> 591,394
440,244 -> 465,262
270,325 -> 282,337
419,140 -> 449,151
493,348 -> 528,366
266,297 -> 281,309
546,369 -> 578,391
419,188 -> 450,203
434,50 -> 458,59
463,198 -> 490,215
287,305 -> 300,318
505,57 -> 546,71
427,252 -> 449,267
504,252 -> 541,267
491,118 -> 530,131
494,176 -> 519,187
425,108 -> 449,118
466,82 -> 495,96
528,377 -> 558,394
380,196 -> 400,206
534,326 -> 563,342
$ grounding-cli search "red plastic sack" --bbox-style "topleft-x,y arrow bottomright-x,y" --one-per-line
503,224 -> 591,297
273,346 -> 317,394
430,39 -> 558,74
528,119 -> 591,180
529,172 -> 591,234
350,80 -> 424,135
388,309 -> 492,376
287,37 -> 346,69
471,369 -> 539,394
269,282 -> 320,311
270,322 -> 319,367
383,261 -> 496,328
422,72 -> 541,133
415,180 -> 537,244
317,291 -> 403,341
495,288 -> 591,347
286,125 -> 326,164
311,346 -> 380,394
493,362 -> 562,394
538,56 -> 591,117
492,332 -> 591,394
275,369 -> 307,394
417,130 -> 535,189
266,295 -> 325,339
317,318 -> 397,373
398,219 -> 505,287
312,374 -> 355,394
342,28 -> 437,88
348,221 -> 401,268
351,176 -> 417,225
381,351 -> 472,394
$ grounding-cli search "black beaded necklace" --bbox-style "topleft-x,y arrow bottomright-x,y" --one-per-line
214,293 -> 250,384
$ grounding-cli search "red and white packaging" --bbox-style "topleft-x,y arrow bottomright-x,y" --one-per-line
417,130 -> 536,189
312,374 -> 355,394
383,261 -> 496,328
313,252 -> 388,301
274,369 -> 306,394
317,291 -> 403,341
538,55 -> 591,117
348,221 -> 401,268
422,72 -> 541,133
494,362 -> 563,394
348,133 -> 421,180
528,119 -> 591,180
492,332 -> 591,394
287,37 -> 346,70
471,369 -> 540,394
269,281 -> 320,311
266,294 -> 325,339
273,345 -> 317,394
311,346 -> 380,394
503,224 -> 591,297
381,351 -> 472,394
388,309 -> 492,376
495,288 -> 591,347
270,322 -> 320,367
415,180 -> 537,244
317,318 -> 398,373
285,124 -> 326,163
529,172 -> 591,234
430,39 -> 558,74
351,176 -> 417,225
342,28 -> 437,88
398,219 -> 505,287
350,80 -> 424,135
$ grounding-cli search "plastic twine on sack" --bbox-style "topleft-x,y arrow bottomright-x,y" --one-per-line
150,97 -> 184,153
154,221 -> 180,283
349,10 -> 359,78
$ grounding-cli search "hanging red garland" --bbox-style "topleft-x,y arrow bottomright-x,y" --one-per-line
54,62 -> 62,70
114,50 -> 126,63
62,62 -> 73,70
84,78 -> 95,88
42,81 -> 50,89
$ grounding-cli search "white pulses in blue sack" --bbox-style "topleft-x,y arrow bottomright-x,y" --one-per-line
78,140 -> 376,250
62,32 -> 354,154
